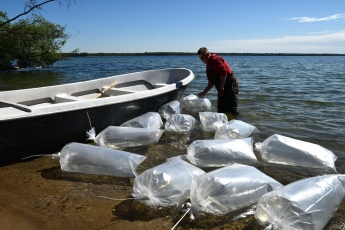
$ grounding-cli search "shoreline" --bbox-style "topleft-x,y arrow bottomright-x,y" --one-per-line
66,52 -> 345,57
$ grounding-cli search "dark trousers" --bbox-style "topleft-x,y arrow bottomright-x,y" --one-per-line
208,70 -> 239,116
217,89 -> 238,115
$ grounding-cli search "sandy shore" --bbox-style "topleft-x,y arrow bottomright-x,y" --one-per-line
0,154 -> 268,230
0,156 -> 170,230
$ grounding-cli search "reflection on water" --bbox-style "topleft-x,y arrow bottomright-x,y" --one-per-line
0,70 -> 65,91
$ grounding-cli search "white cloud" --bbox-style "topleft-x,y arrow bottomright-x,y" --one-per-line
308,31 -> 334,34
286,14 -> 345,22
211,31 -> 345,53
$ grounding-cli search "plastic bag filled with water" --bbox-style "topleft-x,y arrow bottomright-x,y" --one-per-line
255,134 -> 337,172
187,138 -> 258,167
164,114 -> 197,133
199,112 -> 228,132
181,94 -> 211,113
53,142 -> 146,177
181,94 -> 198,101
87,126 -> 164,148
120,112 -> 163,129
214,119 -> 260,139
255,174 -> 345,230
190,163 -> 283,216
132,157 -> 205,207
158,100 -> 181,120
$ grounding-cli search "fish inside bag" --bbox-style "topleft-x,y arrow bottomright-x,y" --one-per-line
199,112 -> 228,132
187,138 -> 258,167
87,126 -> 164,148
181,94 -> 211,113
214,119 -> 260,139
190,163 -> 283,217
53,142 -> 146,177
131,156 -> 205,207
255,134 -> 337,172
164,114 -> 197,133
120,112 -> 163,129
158,100 -> 181,120
254,174 -> 345,230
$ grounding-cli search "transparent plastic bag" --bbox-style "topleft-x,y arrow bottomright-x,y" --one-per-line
214,119 -> 260,139
187,138 -> 258,167
255,134 -> 337,172
181,94 -> 198,101
190,163 -> 282,216
87,126 -> 164,148
181,94 -> 211,113
199,112 -> 228,132
120,112 -> 163,129
132,157 -> 205,207
164,114 -> 197,133
53,142 -> 146,177
255,174 -> 345,230
158,100 -> 181,120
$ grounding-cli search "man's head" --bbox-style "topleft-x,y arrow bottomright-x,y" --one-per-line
197,47 -> 210,64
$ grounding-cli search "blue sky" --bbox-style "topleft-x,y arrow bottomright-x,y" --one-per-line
2,0 -> 345,53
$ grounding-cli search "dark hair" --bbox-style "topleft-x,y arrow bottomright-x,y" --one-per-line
197,47 -> 209,55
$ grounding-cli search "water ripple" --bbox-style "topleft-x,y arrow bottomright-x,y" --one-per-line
1,55 -> 344,158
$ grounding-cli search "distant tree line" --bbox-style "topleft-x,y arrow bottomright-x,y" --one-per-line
66,52 -> 345,57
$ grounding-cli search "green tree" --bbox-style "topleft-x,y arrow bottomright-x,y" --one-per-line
0,0 -> 77,70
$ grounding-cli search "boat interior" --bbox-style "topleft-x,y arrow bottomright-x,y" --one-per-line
0,68 -> 192,119
0,80 -> 165,113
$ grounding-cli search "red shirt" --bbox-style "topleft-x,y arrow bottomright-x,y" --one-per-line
206,54 -> 233,83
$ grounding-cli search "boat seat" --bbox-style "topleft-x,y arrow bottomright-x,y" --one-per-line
112,80 -> 154,91
103,88 -> 135,96
54,94 -> 88,103
154,83 -> 168,88
0,100 -> 32,112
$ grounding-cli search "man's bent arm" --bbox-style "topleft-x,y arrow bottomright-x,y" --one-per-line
198,82 -> 214,98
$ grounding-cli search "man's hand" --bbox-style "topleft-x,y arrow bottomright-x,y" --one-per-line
198,91 -> 206,98
198,82 -> 214,98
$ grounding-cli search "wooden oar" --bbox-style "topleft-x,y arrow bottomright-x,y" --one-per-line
94,81 -> 118,99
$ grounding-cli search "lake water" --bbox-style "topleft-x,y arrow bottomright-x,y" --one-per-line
1,55 -> 345,229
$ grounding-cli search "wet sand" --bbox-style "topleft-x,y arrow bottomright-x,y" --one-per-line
1,129 -> 345,230
0,154 -> 180,230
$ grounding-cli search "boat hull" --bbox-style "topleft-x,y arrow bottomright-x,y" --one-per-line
0,86 -> 187,163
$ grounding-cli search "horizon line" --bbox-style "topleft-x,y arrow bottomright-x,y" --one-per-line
66,52 -> 345,56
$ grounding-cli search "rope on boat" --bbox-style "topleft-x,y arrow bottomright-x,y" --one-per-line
86,111 -> 96,140
86,127 -> 96,140
86,111 -> 93,130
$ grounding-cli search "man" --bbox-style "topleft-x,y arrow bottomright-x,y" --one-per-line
197,47 -> 239,117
